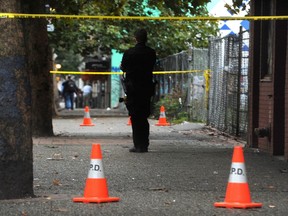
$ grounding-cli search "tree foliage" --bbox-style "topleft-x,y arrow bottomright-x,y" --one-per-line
224,0 -> 250,15
48,0 -> 219,69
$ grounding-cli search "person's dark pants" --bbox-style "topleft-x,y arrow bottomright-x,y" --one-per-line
129,95 -> 151,150
131,115 -> 150,150
64,92 -> 74,110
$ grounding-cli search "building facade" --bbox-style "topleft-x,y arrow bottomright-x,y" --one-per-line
248,0 -> 288,160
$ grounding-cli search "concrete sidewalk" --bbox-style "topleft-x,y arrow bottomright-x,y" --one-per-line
57,107 -> 129,118
1,117 -> 288,216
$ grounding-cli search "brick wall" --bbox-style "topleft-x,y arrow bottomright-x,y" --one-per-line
249,0 -> 288,159
258,81 -> 273,153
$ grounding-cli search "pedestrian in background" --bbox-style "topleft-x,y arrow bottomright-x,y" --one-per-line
62,75 -> 81,110
82,82 -> 92,107
120,29 -> 156,153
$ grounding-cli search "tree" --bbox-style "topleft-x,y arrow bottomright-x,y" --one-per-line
48,0 -> 218,63
23,2 -> 54,137
0,0 -> 51,199
0,1 -> 33,199
224,0 -> 250,15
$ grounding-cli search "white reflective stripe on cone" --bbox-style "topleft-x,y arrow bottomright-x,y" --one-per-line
160,112 -> 166,118
228,162 -> 247,183
88,159 -> 105,178
84,112 -> 90,118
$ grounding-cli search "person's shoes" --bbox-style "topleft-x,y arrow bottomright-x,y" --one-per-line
129,147 -> 148,153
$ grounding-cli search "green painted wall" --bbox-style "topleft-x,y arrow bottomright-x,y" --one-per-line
111,49 -> 123,108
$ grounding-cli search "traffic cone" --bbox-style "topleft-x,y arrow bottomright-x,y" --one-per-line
80,106 -> 95,126
155,106 -> 170,126
214,146 -> 262,209
73,144 -> 120,203
127,116 -> 132,126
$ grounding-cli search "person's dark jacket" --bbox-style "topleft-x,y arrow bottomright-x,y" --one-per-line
62,79 -> 81,95
121,42 -> 156,97
121,42 -> 156,116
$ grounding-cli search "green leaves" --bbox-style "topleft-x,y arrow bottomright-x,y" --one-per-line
224,0 -> 250,15
48,0 -> 219,65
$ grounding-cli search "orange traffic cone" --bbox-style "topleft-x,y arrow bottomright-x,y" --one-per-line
73,144 -> 120,203
127,116 -> 132,126
155,106 -> 170,126
80,106 -> 95,126
214,146 -> 262,209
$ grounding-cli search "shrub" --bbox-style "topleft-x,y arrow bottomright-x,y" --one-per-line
153,89 -> 188,124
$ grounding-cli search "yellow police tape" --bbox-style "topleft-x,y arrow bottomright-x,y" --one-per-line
51,71 -> 123,75
1,13 -> 288,21
50,70 -> 206,75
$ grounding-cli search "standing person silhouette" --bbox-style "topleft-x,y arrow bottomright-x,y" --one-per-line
62,75 -> 81,110
82,82 -> 92,107
121,29 -> 156,153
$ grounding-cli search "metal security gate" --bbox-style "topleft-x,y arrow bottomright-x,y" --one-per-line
208,29 -> 249,138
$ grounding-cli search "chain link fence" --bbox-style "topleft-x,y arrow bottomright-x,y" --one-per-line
157,28 -> 249,139
208,29 -> 249,138
155,49 -> 208,122
155,51 -> 189,96
189,48 -> 209,122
